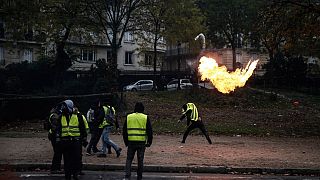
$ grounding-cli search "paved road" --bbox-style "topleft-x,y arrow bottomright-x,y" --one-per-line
16,171 -> 320,180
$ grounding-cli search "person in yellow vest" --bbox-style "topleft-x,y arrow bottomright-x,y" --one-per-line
58,100 -> 87,180
123,102 -> 153,180
178,103 -> 212,144
97,104 -> 122,158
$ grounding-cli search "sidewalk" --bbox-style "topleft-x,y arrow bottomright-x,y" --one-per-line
0,134 -> 320,174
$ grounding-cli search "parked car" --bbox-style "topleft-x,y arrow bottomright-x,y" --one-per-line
166,79 -> 193,91
123,80 -> 156,91
197,81 -> 215,89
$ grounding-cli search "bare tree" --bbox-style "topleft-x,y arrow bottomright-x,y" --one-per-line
88,0 -> 143,79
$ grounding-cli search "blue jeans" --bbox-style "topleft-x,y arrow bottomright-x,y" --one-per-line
101,126 -> 119,154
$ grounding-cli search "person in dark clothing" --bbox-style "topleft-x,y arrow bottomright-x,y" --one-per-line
86,100 -> 104,155
179,103 -> 212,144
48,102 -> 63,174
57,100 -> 87,180
123,102 -> 153,180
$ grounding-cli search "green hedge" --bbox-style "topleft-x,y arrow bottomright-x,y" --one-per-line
0,93 -> 121,122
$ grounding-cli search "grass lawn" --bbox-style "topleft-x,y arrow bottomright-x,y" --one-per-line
121,87 -> 320,137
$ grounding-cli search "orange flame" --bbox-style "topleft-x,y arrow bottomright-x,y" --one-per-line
198,56 -> 259,94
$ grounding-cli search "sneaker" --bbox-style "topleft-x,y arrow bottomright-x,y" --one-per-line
86,152 -> 92,156
97,153 -> 107,158
116,148 -> 122,158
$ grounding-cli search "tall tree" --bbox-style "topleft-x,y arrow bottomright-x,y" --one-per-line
88,0 -> 142,80
1,0 -> 91,89
256,0 -> 320,59
273,0 -> 320,57
133,0 -> 167,88
1,0 -> 41,41
164,0 -> 205,89
132,0 -> 204,89
164,0 -> 205,45
203,0 -> 260,70
255,1 -> 288,60
41,0 -> 90,87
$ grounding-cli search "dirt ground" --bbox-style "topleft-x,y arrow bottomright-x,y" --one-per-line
0,89 -> 319,170
0,133 -> 319,169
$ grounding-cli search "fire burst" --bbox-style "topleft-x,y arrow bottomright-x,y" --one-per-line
198,56 -> 259,94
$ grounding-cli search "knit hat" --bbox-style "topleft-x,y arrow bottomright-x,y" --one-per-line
63,100 -> 74,113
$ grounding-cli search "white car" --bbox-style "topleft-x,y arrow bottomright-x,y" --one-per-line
166,79 -> 193,91
197,82 -> 215,89
123,80 -> 156,91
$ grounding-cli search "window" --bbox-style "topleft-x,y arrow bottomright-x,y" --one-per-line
145,53 -> 152,66
124,31 -> 134,42
158,36 -> 165,43
81,49 -> 96,62
168,80 -> 178,85
251,53 -> 258,61
107,30 -> 113,41
181,79 -> 190,84
23,48 -> 33,62
125,51 -> 133,65
236,53 -> 242,63
0,47 -> 4,65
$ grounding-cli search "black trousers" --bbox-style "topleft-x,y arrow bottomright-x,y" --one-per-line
50,137 -> 62,171
182,120 -> 212,144
61,139 -> 81,179
125,143 -> 146,180
87,127 -> 103,152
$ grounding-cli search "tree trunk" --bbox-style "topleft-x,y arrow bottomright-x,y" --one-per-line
54,27 -> 72,90
153,35 -> 158,90
111,32 -> 119,82
232,46 -> 236,70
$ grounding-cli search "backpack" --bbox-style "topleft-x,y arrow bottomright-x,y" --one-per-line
105,106 -> 115,126
43,115 -> 52,131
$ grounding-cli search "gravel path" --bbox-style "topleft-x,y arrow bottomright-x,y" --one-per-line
0,134 -> 319,169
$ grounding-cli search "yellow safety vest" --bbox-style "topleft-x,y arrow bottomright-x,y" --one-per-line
82,115 -> 89,133
127,113 -> 147,142
99,106 -> 116,128
61,114 -> 80,137
183,103 -> 199,121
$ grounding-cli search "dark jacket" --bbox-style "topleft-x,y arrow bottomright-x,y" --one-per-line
179,109 -> 193,126
122,114 -> 153,147
94,106 -> 120,129
48,107 -> 62,141
93,106 -> 105,128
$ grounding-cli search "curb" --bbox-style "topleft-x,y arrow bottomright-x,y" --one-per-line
1,163 -> 320,176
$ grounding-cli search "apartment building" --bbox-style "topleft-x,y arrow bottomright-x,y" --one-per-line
0,18 -> 166,84
164,43 -> 269,81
